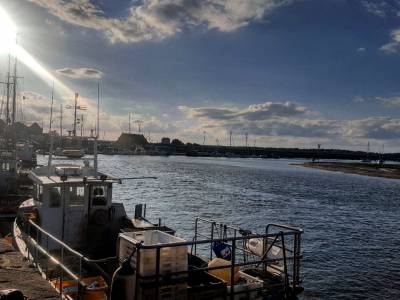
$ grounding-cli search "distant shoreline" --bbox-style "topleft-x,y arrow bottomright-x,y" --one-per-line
296,162 -> 400,179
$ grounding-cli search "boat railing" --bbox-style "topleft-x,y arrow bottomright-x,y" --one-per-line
125,218 -> 303,299
21,219 -> 115,298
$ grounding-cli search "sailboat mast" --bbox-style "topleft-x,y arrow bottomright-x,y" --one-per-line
48,83 -> 55,169
5,54 -> 11,125
73,93 -> 78,136
94,83 -> 100,177
11,54 -> 17,124
60,104 -> 63,146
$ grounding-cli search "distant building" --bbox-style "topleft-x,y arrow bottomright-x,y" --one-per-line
29,123 -> 43,135
114,133 -> 148,151
161,137 -> 170,145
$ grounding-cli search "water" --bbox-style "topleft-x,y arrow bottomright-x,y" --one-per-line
40,155 -> 400,299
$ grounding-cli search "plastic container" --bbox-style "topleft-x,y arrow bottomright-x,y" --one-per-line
208,258 -> 240,285
118,230 -> 188,279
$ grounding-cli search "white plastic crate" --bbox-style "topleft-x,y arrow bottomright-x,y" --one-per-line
227,271 -> 263,300
118,230 -> 188,278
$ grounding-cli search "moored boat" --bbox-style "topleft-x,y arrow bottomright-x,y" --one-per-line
13,140 -> 304,299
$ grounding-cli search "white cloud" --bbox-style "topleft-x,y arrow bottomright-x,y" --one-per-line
27,0 -> 293,44
342,117 -> 400,140
361,0 -> 400,18
356,47 -> 366,52
179,101 -> 400,144
56,67 -> 103,79
179,101 -> 308,121
376,95 -> 400,107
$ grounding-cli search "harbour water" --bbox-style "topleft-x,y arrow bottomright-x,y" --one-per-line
39,155 -> 400,299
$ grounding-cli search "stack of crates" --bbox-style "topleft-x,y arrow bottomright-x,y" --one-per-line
118,230 -> 188,300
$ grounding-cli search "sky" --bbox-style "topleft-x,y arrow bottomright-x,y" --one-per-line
1,0 -> 400,152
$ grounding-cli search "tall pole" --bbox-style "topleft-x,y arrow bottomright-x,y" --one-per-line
94,83 -> 100,177
5,54 -> 11,125
11,53 -> 17,124
80,114 -> 84,137
48,83 -> 54,170
97,83 -> 100,139
245,132 -> 248,148
73,92 -> 78,136
229,131 -> 232,148
60,104 -> 63,146
129,113 -> 131,133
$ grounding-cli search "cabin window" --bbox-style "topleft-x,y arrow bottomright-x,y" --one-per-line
1,162 -> 10,171
36,185 -> 43,202
91,185 -> 107,206
69,186 -> 85,206
49,187 -> 61,208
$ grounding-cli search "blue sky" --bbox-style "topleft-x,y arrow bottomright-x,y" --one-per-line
1,0 -> 400,151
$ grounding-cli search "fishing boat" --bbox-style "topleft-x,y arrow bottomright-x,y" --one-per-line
12,88 -> 304,299
0,51 -> 36,220
12,141 -> 304,299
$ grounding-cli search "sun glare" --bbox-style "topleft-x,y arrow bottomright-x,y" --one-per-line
0,6 -> 74,98
0,7 -> 17,54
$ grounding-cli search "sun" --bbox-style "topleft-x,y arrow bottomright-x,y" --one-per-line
0,7 -> 17,54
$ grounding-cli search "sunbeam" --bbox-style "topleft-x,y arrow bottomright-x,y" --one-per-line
0,6 -> 74,98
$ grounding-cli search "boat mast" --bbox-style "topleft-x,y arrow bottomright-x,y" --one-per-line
5,54 -> 11,125
94,82 -> 99,177
48,83 -> 54,171
60,104 -> 63,146
11,53 -> 17,124
73,92 -> 78,136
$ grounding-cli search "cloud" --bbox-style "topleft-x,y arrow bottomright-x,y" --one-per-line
380,28 -> 400,53
179,101 -> 400,143
360,0 -> 398,18
179,101 -> 308,121
356,47 -> 366,52
27,0 -> 293,43
342,117 -> 400,140
56,67 -> 103,79
376,95 -> 400,107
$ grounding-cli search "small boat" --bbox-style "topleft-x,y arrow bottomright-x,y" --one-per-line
62,148 -> 85,158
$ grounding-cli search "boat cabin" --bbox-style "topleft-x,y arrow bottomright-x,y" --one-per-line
28,162 -> 120,250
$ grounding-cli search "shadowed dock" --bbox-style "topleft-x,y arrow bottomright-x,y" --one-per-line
0,238 -> 59,300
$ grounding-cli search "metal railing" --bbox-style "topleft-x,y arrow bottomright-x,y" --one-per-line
125,218 -> 303,300
19,218 -> 115,299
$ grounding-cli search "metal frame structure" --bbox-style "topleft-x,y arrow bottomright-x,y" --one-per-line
17,217 -> 303,300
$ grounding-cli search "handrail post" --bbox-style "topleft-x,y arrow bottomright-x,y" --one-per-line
60,246 -> 64,296
210,221 -> 215,260
193,218 -> 198,255
280,232 -> 290,299
230,239 -> 236,300
155,247 -> 160,300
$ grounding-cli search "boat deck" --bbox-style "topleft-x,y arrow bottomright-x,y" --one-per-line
0,237 -> 60,300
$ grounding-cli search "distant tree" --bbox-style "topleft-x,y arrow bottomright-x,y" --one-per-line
171,139 -> 184,146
